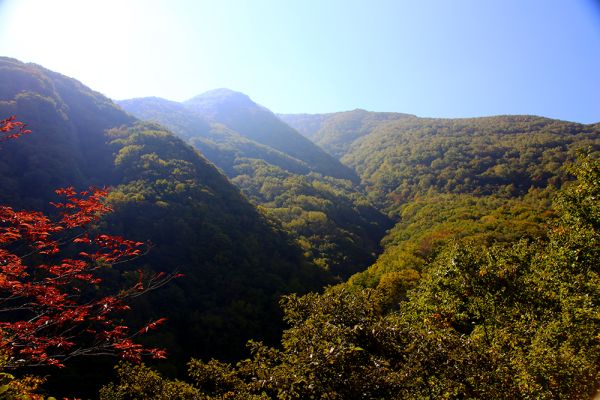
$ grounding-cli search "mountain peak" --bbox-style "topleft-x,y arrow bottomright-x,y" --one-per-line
185,88 -> 254,107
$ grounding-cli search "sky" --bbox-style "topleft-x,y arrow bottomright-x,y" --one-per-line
0,0 -> 599,123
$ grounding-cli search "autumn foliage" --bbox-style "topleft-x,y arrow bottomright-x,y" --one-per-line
0,116 -> 173,368
0,116 -> 30,143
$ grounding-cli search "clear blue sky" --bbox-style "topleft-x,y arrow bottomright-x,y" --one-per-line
0,0 -> 599,122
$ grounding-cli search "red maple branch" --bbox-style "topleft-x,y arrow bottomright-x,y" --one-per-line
0,116 -> 175,368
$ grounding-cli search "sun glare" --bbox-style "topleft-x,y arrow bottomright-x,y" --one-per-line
0,0 -> 192,100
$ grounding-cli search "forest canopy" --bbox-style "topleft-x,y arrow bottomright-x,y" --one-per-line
103,151 -> 600,400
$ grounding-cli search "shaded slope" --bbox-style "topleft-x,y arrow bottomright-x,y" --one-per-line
0,57 -> 330,367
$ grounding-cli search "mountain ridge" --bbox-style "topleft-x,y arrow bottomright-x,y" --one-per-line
119,90 -> 358,181
183,89 -> 359,181
279,109 -> 416,158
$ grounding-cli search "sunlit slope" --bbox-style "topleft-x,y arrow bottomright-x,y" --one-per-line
280,109 -> 414,158
341,115 -> 599,213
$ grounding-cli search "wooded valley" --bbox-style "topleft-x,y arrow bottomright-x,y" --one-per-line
0,56 -> 599,399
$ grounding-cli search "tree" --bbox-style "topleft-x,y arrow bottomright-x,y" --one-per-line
103,151 -> 600,399
0,116 -> 175,369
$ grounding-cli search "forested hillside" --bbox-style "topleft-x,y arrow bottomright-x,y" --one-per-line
120,94 -> 391,277
118,96 -> 313,177
342,116 -> 600,212
0,57 -> 331,378
282,111 -> 599,289
279,109 -> 415,158
104,151 -> 600,400
121,90 -> 356,181
346,117 -> 598,280
184,90 -> 357,182
1,56 -> 598,399
284,111 -> 599,209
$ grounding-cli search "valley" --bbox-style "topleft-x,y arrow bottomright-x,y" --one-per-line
0,56 -> 599,398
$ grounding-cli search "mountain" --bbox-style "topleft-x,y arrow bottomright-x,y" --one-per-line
282,111 -> 600,212
103,152 -> 600,400
0,57 -> 331,373
118,96 -> 313,177
340,115 -> 600,213
3,56 -> 599,399
119,92 -> 391,278
186,88 -> 358,181
327,114 -> 598,292
283,109 -> 599,291
279,109 -> 415,158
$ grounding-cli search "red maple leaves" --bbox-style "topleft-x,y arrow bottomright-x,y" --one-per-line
0,116 -> 174,368
0,116 -> 31,143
